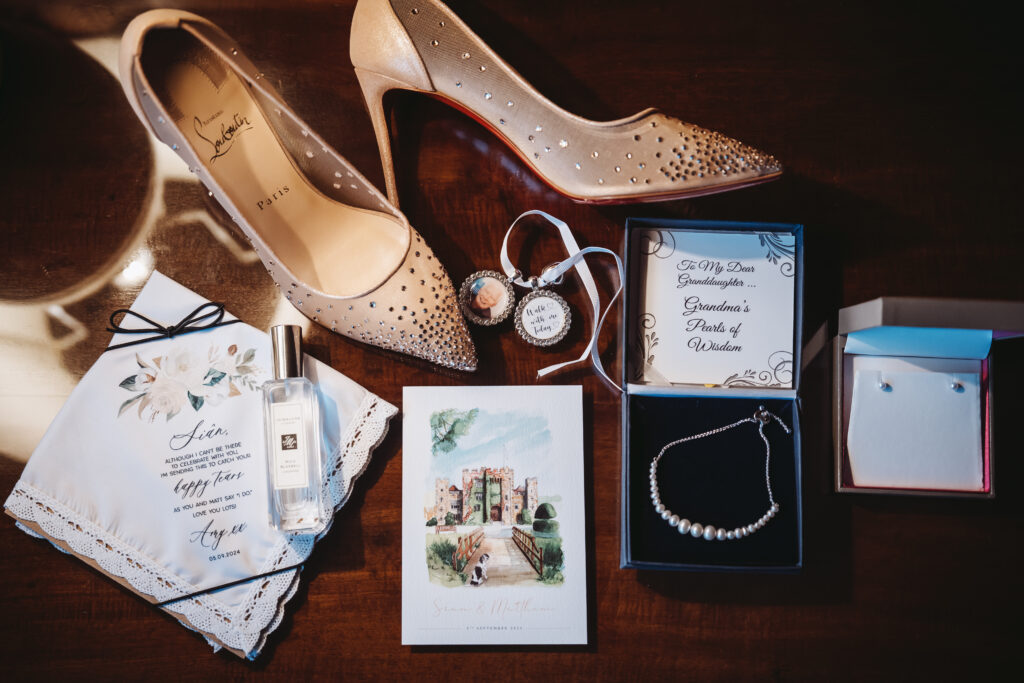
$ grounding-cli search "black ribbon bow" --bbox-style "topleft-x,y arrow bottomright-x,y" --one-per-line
105,302 -> 241,351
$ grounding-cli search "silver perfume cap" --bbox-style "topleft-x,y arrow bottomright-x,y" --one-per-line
270,325 -> 302,379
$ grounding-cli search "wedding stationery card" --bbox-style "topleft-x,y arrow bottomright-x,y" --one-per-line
630,227 -> 796,387
401,385 -> 587,645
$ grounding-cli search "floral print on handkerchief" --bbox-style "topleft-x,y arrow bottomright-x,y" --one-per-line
117,343 -> 260,421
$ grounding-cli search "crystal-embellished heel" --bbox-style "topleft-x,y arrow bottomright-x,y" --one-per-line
350,0 -> 782,206
120,9 -> 477,371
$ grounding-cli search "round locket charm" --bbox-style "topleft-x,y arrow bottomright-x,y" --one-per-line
514,289 -> 571,346
458,270 -> 515,325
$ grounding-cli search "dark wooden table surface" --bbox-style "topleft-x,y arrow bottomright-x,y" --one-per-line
1,0 -> 1021,679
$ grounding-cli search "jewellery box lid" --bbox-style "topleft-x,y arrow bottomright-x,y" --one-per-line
623,218 -> 804,399
838,297 -> 1024,339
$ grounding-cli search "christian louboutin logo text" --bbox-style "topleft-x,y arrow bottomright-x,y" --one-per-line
193,111 -> 253,161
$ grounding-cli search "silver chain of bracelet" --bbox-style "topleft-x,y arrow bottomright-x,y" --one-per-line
649,405 -> 791,541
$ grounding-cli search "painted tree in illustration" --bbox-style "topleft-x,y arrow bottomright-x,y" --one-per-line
532,503 -> 559,534
430,408 -> 479,456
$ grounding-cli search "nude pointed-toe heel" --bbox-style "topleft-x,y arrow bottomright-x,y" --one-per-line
121,9 -> 477,371
350,0 -> 782,206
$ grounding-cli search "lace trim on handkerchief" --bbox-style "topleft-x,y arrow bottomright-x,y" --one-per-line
6,392 -> 396,658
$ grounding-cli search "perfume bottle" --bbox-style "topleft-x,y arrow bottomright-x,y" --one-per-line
262,325 -> 325,533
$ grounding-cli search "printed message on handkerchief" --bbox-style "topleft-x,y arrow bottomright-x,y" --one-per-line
117,339 -> 268,569
631,228 -> 796,387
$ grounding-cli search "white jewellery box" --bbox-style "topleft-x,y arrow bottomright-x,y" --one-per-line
833,297 -> 1024,497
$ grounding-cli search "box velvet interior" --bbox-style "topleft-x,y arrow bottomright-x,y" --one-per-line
620,218 -> 804,572
625,395 -> 801,570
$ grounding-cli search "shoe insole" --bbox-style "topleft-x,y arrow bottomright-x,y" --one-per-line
143,30 -> 406,297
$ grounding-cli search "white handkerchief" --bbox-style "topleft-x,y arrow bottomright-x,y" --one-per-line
847,368 -> 983,491
4,272 -> 397,658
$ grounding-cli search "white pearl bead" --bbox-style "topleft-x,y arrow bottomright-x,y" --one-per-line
771,503 -> 780,513
703,525 -> 716,541
690,523 -> 703,538
678,519 -> 691,533
766,508 -> 775,518
739,527 -> 748,537
669,514 -> 680,527
661,510 -> 672,520
754,520 -> 763,529
655,503 -> 665,514
726,530 -> 735,540
746,524 -> 755,534
716,528 -> 727,541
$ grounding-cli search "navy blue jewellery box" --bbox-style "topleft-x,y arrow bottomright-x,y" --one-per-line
620,218 -> 804,572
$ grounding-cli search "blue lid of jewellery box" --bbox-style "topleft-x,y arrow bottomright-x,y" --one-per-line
620,218 -> 804,573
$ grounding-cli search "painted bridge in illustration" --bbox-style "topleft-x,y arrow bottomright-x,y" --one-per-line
450,525 -> 542,587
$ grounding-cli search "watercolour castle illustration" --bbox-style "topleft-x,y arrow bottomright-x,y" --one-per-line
423,407 -> 566,588
430,468 -> 538,526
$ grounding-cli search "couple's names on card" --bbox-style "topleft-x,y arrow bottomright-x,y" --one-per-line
431,597 -> 557,620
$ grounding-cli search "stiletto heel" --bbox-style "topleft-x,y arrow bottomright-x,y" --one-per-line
350,0 -> 782,205
353,67 -> 430,207
120,9 -> 477,371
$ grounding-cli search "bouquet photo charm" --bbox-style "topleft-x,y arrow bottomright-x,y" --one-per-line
262,325 -> 326,533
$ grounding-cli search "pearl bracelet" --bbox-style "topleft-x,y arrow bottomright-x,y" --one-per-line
649,405 -> 791,541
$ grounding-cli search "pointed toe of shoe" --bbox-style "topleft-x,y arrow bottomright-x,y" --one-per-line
393,230 -> 478,371
448,333 -> 478,372
292,228 -> 477,371
556,112 -> 782,203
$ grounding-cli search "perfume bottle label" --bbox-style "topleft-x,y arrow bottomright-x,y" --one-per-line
270,402 -> 307,489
